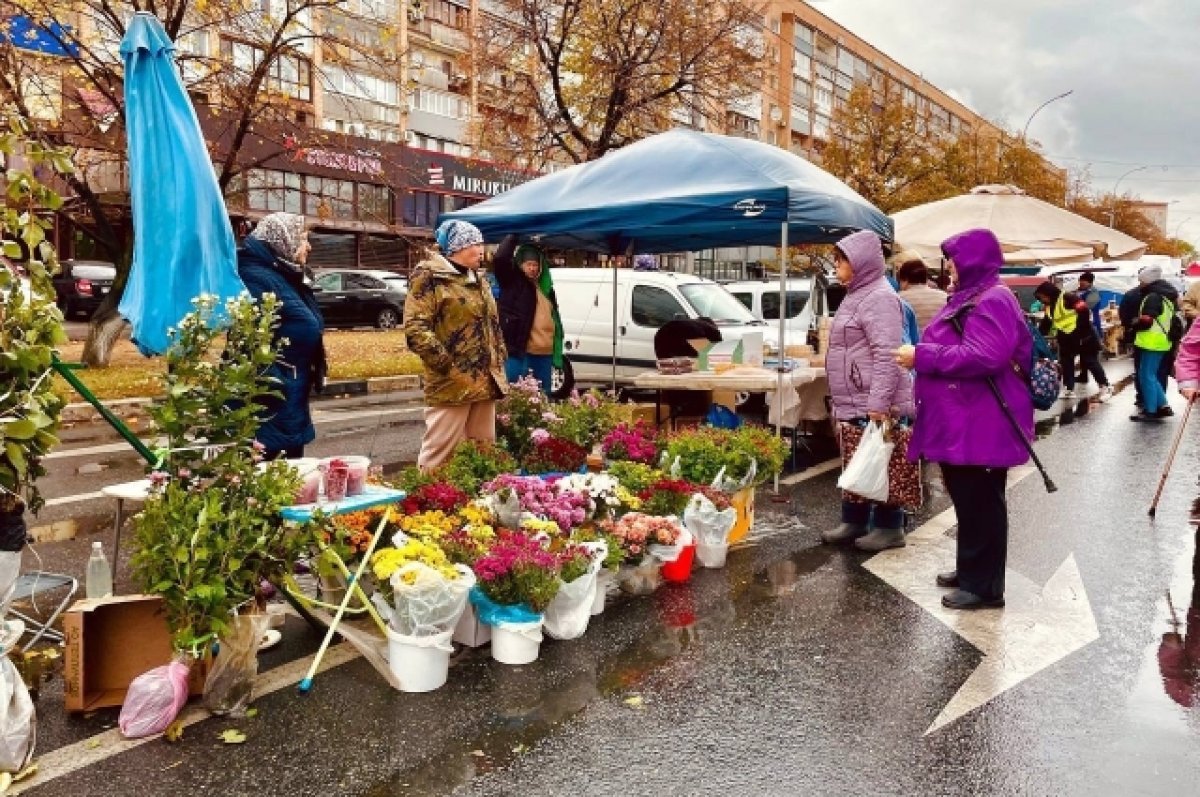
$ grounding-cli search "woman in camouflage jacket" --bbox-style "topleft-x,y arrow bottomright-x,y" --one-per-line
404,220 -> 509,470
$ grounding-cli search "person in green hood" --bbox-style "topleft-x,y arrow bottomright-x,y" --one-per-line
493,235 -> 564,395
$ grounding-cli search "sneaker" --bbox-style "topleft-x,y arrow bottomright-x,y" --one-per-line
1157,406 -> 1176,418
1060,389 -> 1076,400
1098,386 -> 1113,402
1130,411 -> 1162,422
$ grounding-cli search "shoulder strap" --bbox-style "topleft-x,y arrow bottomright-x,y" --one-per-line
948,291 -> 1030,380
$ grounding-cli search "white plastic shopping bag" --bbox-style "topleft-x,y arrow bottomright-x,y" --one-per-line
836,421 -> 893,502
0,657 -> 34,773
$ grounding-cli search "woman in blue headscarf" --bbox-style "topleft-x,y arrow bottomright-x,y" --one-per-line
236,212 -> 326,459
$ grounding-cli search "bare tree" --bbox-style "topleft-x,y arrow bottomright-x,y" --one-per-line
471,0 -> 765,167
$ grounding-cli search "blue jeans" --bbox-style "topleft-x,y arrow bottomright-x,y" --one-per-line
505,353 -> 553,395
1138,350 -> 1169,413
842,499 -> 904,530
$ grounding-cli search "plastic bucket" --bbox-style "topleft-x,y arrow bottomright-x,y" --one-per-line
659,543 -> 696,583
696,542 -> 729,569
490,620 -> 543,665
342,456 -> 371,496
386,627 -> 453,692
591,571 -> 612,616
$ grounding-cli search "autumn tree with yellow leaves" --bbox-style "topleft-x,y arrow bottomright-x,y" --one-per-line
471,0 -> 765,167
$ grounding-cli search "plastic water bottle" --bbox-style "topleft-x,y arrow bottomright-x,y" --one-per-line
86,541 -> 113,600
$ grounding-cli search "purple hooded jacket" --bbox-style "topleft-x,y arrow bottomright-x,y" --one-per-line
826,231 -> 914,420
908,229 -> 1034,468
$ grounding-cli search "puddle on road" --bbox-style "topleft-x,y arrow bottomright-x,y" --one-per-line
1034,375 -> 1134,439
361,537 -> 839,796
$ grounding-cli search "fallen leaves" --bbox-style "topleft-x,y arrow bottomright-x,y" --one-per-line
218,729 -> 247,745
623,695 -> 645,709
164,720 -> 185,743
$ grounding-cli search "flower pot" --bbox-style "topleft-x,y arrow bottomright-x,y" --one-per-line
696,542 -> 729,569
591,570 -> 613,616
385,627 -> 453,692
727,486 -> 756,544
659,543 -> 696,583
544,573 -> 597,641
491,619 -> 543,665
617,558 -> 661,596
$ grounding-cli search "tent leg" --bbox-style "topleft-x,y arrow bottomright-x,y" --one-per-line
51,354 -> 158,466
611,240 -> 635,395
774,222 -> 788,495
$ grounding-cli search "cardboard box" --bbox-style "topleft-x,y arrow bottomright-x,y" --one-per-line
619,402 -> 670,426
64,594 -> 206,712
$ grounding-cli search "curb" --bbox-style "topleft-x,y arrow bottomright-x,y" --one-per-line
60,374 -> 424,425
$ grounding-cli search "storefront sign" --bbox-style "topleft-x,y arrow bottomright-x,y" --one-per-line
283,136 -> 384,177
407,148 -> 533,198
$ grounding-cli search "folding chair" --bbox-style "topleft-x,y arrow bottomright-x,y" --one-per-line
7,571 -> 79,652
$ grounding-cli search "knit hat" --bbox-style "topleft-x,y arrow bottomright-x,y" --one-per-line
250,212 -> 306,261
435,220 -> 484,255
1138,264 -> 1163,284
1079,271 -> 1096,284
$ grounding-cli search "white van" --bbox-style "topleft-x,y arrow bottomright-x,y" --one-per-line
552,269 -> 778,388
723,278 -> 815,347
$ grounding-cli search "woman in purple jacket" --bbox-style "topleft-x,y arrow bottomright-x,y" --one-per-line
894,228 -> 1033,611
821,230 -> 914,552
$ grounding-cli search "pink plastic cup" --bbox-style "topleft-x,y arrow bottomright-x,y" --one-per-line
324,463 -> 350,502
342,456 -> 371,496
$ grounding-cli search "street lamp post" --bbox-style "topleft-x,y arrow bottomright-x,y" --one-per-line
1173,217 -> 1193,239
1021,90 -> 1073,142
1108,165 -> 1150,228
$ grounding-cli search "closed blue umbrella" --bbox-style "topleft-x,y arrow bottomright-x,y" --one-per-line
118,12 -> 244,356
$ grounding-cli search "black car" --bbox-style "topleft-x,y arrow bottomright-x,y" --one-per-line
54,260 -> 117,318
312,269 -> 407,329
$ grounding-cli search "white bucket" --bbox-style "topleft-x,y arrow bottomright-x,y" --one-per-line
490,620 -> 543,665
385,627 -> 453,692
591,571 -> 612,616
696,543 -> 729,569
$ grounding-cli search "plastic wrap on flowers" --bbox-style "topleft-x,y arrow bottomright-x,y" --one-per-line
544,541 -> 606,641
119,655 -> 192,738
486,489 -> 523,529
711,459 -> 758,493
203,613 -> 268,717
618,558 -> 662,595
684,494 -> 737,568
648,519 -> 690,564
389,563 -> 476,637
469,585 -> 541,627
0,657 -> 34,773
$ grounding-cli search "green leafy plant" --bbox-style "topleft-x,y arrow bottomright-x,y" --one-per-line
438,440 -> 516,494
550,389 -> 619,449
131,295 -> 314,654
664,426 -> 787,488
0,124 -> 69,515
605,461 -> 663,495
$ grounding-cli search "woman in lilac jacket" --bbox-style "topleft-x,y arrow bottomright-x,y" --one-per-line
894,228 -> 1033,611
822,230 -> 914,552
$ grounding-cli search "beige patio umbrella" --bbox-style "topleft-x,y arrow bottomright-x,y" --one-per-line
892,184 -> 1146,265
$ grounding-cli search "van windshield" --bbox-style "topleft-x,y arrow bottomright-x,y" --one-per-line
679,284 -> 763,326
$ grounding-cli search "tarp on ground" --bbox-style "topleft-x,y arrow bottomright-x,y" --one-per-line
440,128 -> 892,253
118,12 -> 245,356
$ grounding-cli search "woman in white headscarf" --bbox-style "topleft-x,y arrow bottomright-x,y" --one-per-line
237,212 -> 326,459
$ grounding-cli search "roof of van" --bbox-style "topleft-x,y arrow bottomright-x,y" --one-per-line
722,278 -> 814,289
552,269 -> 712,286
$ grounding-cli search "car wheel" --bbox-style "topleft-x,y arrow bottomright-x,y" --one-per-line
376,307 -> 401,329
549,356 -> 576,401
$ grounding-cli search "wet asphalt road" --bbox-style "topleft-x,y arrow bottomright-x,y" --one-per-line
14,359 -> 1200,796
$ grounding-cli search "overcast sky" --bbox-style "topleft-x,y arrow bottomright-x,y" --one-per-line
815,0 -> 1200,251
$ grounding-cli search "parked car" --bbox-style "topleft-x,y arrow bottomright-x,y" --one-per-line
999,274 -> 1046,314
54,260 -> 117,318
723,278 -> 815,348
311,268 -> 407,329
553,269 -> 777,391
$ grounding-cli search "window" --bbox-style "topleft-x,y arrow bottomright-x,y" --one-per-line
221,40 -> 312,101
428,0 -> 470,29
730,292 -> 753,311
403,190 -> 443,227
631,286 -> 687,328
793,24 -> 813,55
762,291 -> 810,320
247,169 -> 303,214
346,273 -> 384,289
792,51 -> 811,79
359,184 -> 393,223
412,87 -> 469,119
679,284 -> 757,324
315,272 -> 343,291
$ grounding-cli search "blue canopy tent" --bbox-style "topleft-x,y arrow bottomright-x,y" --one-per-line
442,129 -> 892,451
118,12 -> 245,357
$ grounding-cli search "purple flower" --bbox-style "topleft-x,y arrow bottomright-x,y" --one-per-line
148,470 -> 169,488
531,428 -> 550,444
177,468 -> 192,479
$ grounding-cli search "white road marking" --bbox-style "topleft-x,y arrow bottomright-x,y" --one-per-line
779,458 -> 840,485
44,491 -> 105,507
861,465 -> 1100,734
9,643 -> 361,795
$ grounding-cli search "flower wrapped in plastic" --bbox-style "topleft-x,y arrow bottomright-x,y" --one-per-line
555,473 -> 641,520
372,536 -> 475,636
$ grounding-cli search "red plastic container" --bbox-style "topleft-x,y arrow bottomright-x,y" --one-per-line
659,543 -> 696,583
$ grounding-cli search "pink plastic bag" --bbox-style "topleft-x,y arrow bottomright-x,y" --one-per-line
118,657 -> 191,738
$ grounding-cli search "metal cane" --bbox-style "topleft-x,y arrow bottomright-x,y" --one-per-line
1148,395 -> 1196,518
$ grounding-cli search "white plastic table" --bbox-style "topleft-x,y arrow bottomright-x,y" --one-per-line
99,478 -> 154,578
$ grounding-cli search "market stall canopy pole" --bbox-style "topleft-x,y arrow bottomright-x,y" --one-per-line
440,128 -> 893,251
892,185 -> 1146,266
118,12 -> 245,356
